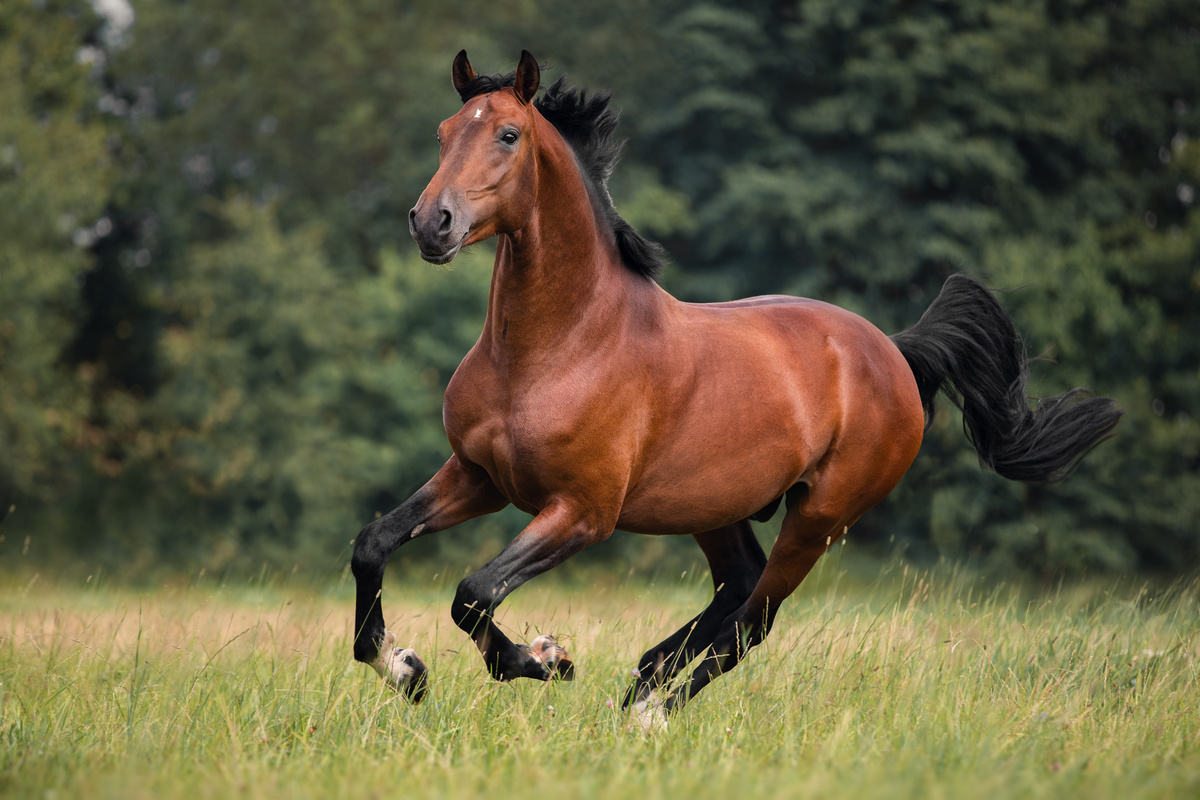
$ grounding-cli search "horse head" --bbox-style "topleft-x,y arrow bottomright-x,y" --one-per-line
408,50 -> 542,264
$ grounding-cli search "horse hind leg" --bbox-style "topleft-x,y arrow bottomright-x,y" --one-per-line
624,519 -> 767,727
664,494 -> 857,715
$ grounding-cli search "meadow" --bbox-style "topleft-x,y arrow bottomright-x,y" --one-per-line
1,555 -> 1197,799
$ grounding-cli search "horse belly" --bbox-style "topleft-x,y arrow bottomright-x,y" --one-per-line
616,464 -> 797,535
616,390 -> 817,535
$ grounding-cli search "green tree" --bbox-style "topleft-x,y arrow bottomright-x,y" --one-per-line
6,0 -> 513,571
78,196 -> 495,571
8,0 -> 1196,577
0,1 -> 111,528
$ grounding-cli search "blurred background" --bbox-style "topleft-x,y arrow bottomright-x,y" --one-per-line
1,0 -> 1197,581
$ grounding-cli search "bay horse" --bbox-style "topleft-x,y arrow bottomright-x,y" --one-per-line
351,50 -> 1122,722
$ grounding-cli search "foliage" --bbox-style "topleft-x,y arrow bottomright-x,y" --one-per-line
66,197 -> 497,572
0,0 -> 110,518
598,0 -> 1200,573
0,0 -> 1197,576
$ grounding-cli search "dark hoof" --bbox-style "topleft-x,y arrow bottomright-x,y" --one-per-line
406,662 -> 429,704
530,634 -> 575,681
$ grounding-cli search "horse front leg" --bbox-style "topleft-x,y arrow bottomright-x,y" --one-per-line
450,501 -> 613,682
351,455 -> 507,700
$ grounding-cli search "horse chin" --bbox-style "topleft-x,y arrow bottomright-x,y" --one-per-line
419,241 -> 462,265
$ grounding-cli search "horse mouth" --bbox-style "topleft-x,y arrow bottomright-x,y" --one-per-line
419,240 -> 463,265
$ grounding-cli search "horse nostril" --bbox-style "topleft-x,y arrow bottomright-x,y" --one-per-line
438,208 -> 453,235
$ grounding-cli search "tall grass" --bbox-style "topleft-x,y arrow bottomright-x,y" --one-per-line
1,558 -> 1197,799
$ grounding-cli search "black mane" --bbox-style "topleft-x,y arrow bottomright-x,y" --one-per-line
457,70 -> 667,280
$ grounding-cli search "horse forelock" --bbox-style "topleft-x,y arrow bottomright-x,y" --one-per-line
455,69 -> 666,279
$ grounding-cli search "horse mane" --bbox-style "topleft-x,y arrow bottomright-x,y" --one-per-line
457,70 -> 667,280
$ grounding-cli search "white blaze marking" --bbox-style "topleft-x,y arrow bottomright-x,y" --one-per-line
473,108 -> 482,119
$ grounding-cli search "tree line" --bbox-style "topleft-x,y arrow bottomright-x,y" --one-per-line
1,0 -> 1197,577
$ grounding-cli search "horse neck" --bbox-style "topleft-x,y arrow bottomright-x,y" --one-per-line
484,136 -> 640,361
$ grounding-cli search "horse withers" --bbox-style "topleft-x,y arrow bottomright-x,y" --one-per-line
352,49 -> 1122,723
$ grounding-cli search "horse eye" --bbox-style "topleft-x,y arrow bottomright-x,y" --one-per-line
501,131 -> 519,145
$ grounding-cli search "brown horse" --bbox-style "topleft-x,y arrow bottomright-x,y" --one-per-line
351,50 -> 1121,721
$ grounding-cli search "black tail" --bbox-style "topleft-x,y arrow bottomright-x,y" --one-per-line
891,273 -> 1122,484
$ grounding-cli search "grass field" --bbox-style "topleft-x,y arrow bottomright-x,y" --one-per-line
2,557 -> 1198,799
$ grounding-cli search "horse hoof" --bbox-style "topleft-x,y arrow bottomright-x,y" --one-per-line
530,634 -> 575,681
370,631 -> 429,703
628,690 -> 668,733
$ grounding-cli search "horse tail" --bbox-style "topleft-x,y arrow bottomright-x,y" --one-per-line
890,273 -> 1122,484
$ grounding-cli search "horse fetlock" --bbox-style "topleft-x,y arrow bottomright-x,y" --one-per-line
369,630 -> 429,703
353,632 -> 380,665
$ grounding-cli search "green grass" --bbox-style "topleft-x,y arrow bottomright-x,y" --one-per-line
1,558 -> 1198,799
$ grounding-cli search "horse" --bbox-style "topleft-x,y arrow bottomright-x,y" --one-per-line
351,49 -> 1122,722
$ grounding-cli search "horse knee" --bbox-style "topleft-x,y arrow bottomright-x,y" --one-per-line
351,520 -> 385,580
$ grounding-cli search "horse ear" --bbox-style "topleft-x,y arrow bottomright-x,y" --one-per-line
452,50 -> 476,99
514,49 -> 540,104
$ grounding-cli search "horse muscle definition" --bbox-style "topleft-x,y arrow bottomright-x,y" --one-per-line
350,50 -> 1122,724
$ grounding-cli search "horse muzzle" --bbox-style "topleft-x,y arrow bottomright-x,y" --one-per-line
409,191 -> 468,264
